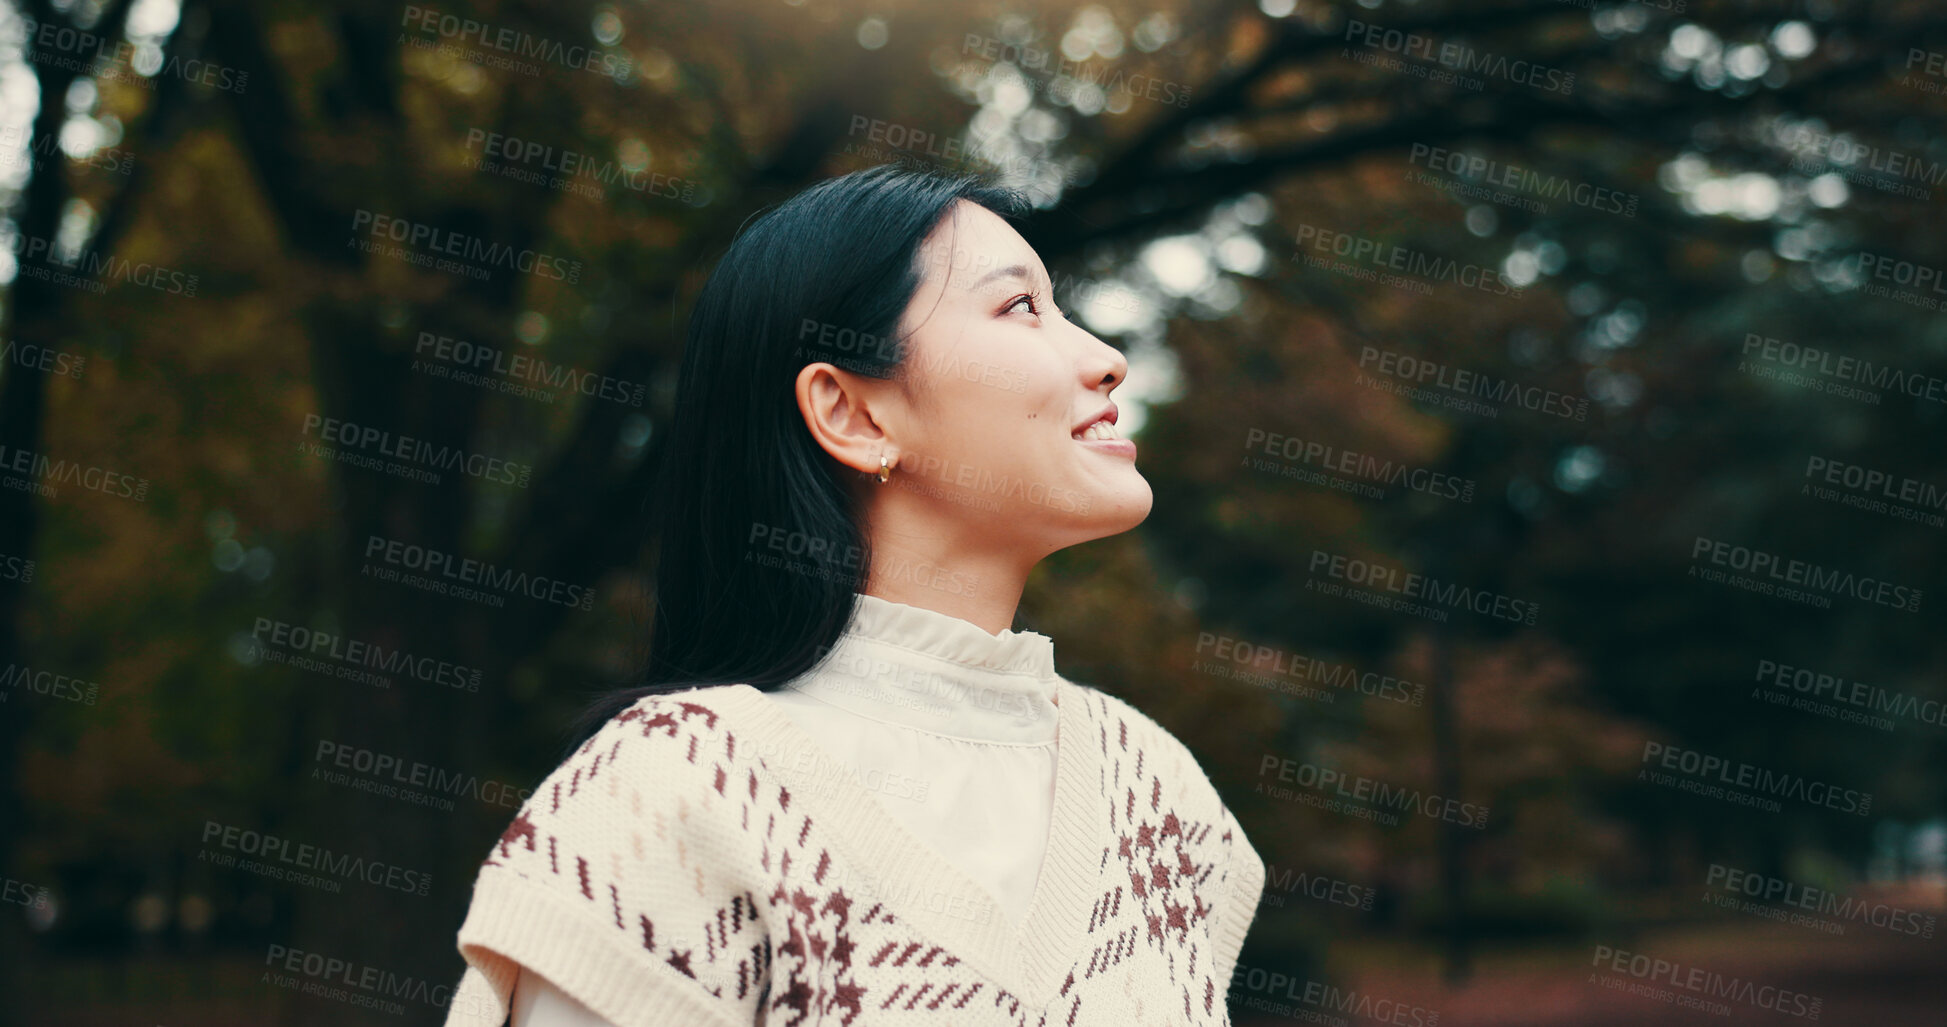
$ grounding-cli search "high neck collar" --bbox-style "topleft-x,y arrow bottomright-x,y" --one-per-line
847,592 -> 1058,678
775,593 -> 1060,743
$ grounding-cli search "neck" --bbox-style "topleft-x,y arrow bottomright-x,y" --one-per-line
860,514 -> 1035,636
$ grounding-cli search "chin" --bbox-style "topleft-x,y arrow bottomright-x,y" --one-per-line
1083,478 -> 1154,538
1021,469 -> 1153,550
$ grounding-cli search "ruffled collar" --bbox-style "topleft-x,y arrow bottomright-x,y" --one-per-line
774,592 -> 1060,743
847,592 -> 1057,678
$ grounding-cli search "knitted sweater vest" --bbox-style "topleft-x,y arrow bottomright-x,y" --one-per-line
443,680 -> 1265,1026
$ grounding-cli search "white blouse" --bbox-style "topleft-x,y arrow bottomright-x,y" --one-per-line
506,592 -> 1062,1026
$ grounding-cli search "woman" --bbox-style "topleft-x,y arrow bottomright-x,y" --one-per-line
442,164 -> 1265,1026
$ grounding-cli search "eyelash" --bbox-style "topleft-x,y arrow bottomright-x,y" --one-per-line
1004,290 -> 1066,320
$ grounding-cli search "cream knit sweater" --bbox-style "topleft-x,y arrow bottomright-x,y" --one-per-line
443,598 -> 1265,1026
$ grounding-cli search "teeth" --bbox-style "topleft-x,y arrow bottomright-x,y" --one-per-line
1077,419 -> 1119,441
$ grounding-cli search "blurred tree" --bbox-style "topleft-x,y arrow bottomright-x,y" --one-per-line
3,0 -> 1944,1022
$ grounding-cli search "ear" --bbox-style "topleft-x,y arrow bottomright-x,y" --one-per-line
795,361 -> 896,476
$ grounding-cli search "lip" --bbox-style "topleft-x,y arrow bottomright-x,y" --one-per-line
1072,402 -> 1133,457
1074,435 -> 1137,458
1071,403 -> 1119,436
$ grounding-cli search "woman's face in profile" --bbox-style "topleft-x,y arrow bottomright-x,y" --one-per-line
885,199 -> 1154,554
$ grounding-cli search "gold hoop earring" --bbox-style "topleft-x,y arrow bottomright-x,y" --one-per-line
877,453 -> 892,484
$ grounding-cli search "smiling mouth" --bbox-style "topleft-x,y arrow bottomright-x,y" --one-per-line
1073,418 -> 1122,441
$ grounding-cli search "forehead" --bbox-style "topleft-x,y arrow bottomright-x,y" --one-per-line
915,200 -> 1045,292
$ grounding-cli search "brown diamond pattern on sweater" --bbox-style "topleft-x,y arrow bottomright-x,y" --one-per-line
462,687 -> 1254,1026
1081,689 -> 1239,1027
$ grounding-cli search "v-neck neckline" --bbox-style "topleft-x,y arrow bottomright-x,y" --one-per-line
713,680 -> 1104,1011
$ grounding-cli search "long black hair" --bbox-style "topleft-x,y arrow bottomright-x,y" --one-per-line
571,162 -> 1029,746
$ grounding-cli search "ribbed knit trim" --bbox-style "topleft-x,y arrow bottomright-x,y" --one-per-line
1008,676 -> 1104,1004
848,592 -> 1057,680
712,680 -> 1103,1009
446,864 -> 740,1027
1210,809 -> 1266,989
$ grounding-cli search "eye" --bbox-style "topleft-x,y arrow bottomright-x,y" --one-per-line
1002,289 -> 1067,319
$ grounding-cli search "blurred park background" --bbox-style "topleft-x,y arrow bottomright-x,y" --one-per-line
3,0 -> 1945,1023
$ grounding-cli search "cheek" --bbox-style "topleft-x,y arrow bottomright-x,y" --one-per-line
1014,353 -> 1073,420
904,329 -> 1073,466
939,346 -> 1067,433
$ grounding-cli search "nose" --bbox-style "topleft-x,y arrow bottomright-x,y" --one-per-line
1077,327 -> 1127,390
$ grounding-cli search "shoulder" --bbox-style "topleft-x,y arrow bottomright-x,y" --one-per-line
598,684 -> 748,749
576,684 -> 771,777
478,684 -> 791,893
459,685 -> 782,1018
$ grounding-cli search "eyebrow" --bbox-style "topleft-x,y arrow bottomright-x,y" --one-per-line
969,263 -> 1035,291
